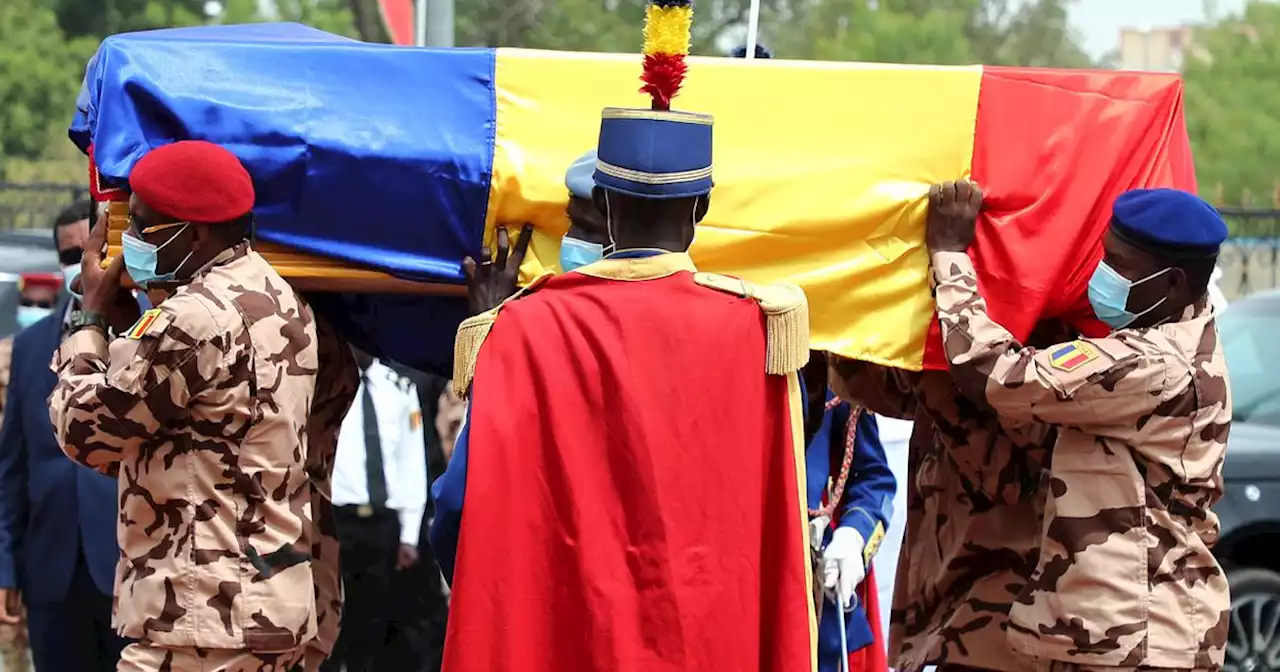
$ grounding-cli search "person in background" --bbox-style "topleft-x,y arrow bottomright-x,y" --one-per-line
0,201 -> 129,672
300,320 -> 360,672
380,363 -> 451,672
51,140 -> 328,670
322,350 -> 427,672
560,149 -> 612,272
802,352 -> 895,672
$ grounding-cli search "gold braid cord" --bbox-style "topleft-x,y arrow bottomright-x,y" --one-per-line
808,398 -> 862,521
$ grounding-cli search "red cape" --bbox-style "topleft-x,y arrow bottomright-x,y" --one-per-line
445,266 -> 816,671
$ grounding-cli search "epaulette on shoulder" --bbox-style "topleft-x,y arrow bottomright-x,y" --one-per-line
451,272 -> 554,399
693,272 -> 810,375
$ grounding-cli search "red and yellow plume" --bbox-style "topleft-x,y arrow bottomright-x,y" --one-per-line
641,0 -> 693,111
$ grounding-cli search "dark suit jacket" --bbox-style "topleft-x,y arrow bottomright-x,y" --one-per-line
0,304 -> 119,603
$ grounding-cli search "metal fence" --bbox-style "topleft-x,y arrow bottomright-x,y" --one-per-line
2,182 -> 1279,300
0,183 -> 89,232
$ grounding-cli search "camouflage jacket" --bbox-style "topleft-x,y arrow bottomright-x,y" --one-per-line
49,244 -> 326,652
831,360 -> 1052,672
932,250 -> 1231,669
301,317 -> 358,662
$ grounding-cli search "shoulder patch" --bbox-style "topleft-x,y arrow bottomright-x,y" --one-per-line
693,272 -> 753,298
125,308 -> 166,340
1048,340 -> 1099,372
409,409 -> 422,431
693,273 -> 809,375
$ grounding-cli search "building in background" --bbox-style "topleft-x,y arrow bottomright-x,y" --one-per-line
1116,24 -> 1198,71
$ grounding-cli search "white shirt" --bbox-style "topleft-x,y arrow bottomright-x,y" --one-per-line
332,360 -> 428,545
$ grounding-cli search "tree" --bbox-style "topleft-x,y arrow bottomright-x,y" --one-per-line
1182,0 -> 1280,206
0,0 -> 97,166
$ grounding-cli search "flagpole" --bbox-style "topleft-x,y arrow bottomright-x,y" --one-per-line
415,0 -> 428,46
745,0 -> 761,59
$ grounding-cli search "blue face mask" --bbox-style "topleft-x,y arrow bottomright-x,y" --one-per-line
122,225 -> 192,288
16,306 -> 51,331
559,236 -> 604,273
1087,260 -> 1168,330
62,263 -> 82,301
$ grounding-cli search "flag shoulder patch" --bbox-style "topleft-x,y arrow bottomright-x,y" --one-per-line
125,308 -> 165,340
1048,341 -> 1098,373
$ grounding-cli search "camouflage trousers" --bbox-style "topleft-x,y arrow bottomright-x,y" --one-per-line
118,643 -> 304,672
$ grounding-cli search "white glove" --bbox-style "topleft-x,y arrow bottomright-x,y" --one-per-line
822,527 -> 866,611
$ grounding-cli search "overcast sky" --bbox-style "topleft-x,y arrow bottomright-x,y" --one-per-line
1069,0 -> 1250,57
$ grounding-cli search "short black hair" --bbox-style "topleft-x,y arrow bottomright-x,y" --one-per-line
53,200 -> 92,244
1173,254 -> 1216,298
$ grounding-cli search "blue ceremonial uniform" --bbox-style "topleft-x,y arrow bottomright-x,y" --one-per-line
807,391 -> 895,669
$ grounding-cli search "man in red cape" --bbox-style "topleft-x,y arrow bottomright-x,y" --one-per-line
429,8 -> 818,666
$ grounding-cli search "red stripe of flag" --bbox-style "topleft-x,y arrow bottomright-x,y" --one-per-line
921,67 -> 1196,370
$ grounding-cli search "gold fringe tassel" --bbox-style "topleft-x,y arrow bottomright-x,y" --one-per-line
642,4 -> 693,56
760,284 -> 811,376
451,310 -> 497,399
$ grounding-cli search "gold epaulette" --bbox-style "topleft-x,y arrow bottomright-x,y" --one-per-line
451,272 -> 554,399
693,272 -> 810,375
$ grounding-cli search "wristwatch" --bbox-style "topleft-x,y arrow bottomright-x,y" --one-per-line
67,310 -> 110,335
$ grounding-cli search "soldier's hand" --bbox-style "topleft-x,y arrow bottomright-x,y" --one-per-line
463,224 -> 534,316
926,179 -> 983,254
396,543 -> 419,570
80,212 -> 142,332
0,589 -> 21,625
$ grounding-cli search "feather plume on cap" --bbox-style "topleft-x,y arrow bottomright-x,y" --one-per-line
641,0 -> 693,110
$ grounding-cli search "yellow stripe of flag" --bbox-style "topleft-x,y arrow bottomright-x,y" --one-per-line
489,49 -> 981,371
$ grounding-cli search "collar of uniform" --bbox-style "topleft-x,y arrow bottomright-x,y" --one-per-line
575,251 -> 697,282
148,241 -> 251,293
1179,296 -> 1213,321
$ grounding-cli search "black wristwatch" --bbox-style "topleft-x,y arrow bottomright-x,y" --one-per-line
67,310 -> 110,335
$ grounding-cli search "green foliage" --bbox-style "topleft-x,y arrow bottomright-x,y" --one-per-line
5,0 -> 1097,185
1183,0 -> 1280,207
0,0 -> 97,169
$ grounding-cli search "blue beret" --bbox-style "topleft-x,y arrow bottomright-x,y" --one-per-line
565,149 -> 596,199
730,43 -> 772,59
1111,188 -> 1227,258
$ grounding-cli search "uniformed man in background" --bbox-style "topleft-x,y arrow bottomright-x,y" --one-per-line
322,350 -> 426,672
927,181 -> 1231,670
51,140 -> 330,671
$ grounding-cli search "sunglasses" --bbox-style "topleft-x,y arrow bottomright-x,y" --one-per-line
19,298 -> 55,309
128,215 -> 189,239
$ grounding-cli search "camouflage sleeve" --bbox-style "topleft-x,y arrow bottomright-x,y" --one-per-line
828,355 -> 920,420
932,251 -> 1165,432
49,306 -> 224,475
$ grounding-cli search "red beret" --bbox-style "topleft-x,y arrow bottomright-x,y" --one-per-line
19,273 -> 61,292
129,141 -> 254,223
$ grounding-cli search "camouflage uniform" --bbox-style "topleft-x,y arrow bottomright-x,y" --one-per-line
299,319 -> 359,671
50,243 -> 328,666
932,250 -> 1231,670
830,361 -> 1051,672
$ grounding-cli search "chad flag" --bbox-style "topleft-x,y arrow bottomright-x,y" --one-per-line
490,53 -> 1194,371
80,26 -> 1193,372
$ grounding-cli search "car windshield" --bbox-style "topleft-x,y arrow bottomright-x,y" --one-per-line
1220,298 -> 1280,425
